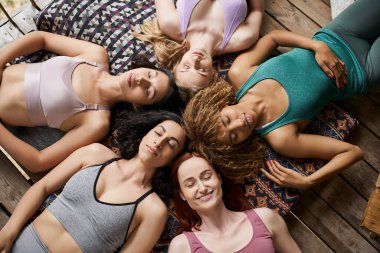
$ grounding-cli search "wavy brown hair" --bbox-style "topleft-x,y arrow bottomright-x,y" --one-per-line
133,19 -> 189,71
183,80 -> 264,181
171,152 -> 251,232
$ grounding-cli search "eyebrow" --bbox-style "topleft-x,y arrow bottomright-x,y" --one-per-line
158,125 -> 181,146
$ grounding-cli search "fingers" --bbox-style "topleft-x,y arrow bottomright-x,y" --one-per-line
330,59 -> 348,89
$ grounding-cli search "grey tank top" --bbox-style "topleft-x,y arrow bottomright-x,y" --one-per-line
47,158 -> 154,253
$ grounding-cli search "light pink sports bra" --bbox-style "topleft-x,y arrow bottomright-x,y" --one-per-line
176,0 -> 248,52
183,209 -> 275,253
24,56 -> 110,129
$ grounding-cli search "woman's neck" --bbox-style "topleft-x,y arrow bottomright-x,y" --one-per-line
93,71 -> 125,106
186,32 -> 220,57
197,204 -> 239,235
117,157 -> 156,188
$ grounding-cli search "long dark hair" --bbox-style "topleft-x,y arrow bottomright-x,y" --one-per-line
129,55 -> 186,114
171,152 -> 251,233
114,109 -> 182,159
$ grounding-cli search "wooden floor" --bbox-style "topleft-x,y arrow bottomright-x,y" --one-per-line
1,0 -> 380,252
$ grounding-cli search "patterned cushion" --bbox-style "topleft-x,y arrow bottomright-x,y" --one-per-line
32,0 -> 359,251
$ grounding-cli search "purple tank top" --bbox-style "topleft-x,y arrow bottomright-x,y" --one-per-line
183,210 -> 275,253
176,0 -> 248,52
24,56 -> 110,129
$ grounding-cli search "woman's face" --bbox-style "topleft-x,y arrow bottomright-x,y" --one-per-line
174,49 -> 214,91
138,120 -> 186,168
177,156 -> 223,212
120,68 -> 170,105
216,104 -> 255,145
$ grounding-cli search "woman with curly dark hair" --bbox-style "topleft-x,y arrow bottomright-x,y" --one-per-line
0,31 -> 182,173
183,0 -> 380,188
0,110 -> 186,253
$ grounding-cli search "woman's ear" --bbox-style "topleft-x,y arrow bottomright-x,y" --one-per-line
179,191 -> 186,201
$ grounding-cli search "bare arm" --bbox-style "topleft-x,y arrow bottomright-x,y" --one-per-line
169,234 -> 192,253
229,30 -> 347,89
0,117 -> 109,172
225,0 -> 264,53
154,0 -> 180,39
119,196 -> 168,253
255,208 -> 301,253
262,125 -> 363,188
0,143 -> 116,251
0,31 -> 109,71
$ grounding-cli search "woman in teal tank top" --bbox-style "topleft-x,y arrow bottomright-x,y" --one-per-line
183,0 -> 379,188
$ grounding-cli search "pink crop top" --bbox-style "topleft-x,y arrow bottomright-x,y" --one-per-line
183,209 -> 275,253
176,0 -> 248,52
24,56 -> 110,129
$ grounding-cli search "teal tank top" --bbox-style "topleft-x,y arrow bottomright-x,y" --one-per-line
235,28 -> 366,136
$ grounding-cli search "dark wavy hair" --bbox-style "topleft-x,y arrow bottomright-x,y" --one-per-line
114,109 -> 182,159
171,152 -> 252,233
114,109 -> 186,201
129,55 -> 186,114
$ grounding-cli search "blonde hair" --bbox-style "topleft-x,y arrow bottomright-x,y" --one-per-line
133,19 -> 189,70
183,80 -> 264,181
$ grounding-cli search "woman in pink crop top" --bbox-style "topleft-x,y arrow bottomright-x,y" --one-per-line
135,0 -> 264,100
0,31 -> 182,173
169,153 -> 301,253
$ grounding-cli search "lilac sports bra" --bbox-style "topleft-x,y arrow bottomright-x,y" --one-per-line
24,56 -> 110,129
176,0 -> 248,51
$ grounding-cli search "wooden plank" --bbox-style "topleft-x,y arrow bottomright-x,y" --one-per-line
288,0 -> 331,27
0,151 -> 30,213
321,0 -> 331,7
341,160 -> 379,199
292,190 -> 378,253
339,96 -> 380,138
0,206 -> 10,228
261,13 -> 291,53
344,122 -> 380,173
313,176 -> 380,250
284,212 -> 334,253
265,0 -> 320,37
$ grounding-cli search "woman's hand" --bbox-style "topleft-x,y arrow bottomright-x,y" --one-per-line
260,160 -> 311,189
313,41 -> 348,88
0,230 -> 14,253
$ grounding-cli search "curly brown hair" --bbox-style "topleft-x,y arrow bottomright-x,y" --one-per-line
133,19 -> 189,71
183,79 -> 264,181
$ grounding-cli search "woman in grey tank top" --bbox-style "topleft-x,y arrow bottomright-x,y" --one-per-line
0,110 -> 186,253
0,31 -> 183,174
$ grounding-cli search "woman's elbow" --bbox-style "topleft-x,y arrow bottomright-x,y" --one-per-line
26,154 -> 55,173
351,145 -> 364,161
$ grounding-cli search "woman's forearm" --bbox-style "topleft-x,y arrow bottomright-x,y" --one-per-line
1,183 -> 47,242
305,145 -> 363,187
0,123 -> 47,172
269,30 -> 323,52
0,31 -> 46,67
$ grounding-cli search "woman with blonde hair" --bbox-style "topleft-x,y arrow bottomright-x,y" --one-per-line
182,0 -> 380,188
0,31 -> 181,173
135,0 -> 264,98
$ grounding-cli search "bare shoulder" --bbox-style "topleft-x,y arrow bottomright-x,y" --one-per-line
254,207 -> 285,234
264,124 -> 298,152
169,233 -> 191,253
138,192 -> 168,219
79,143 -> 119,167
